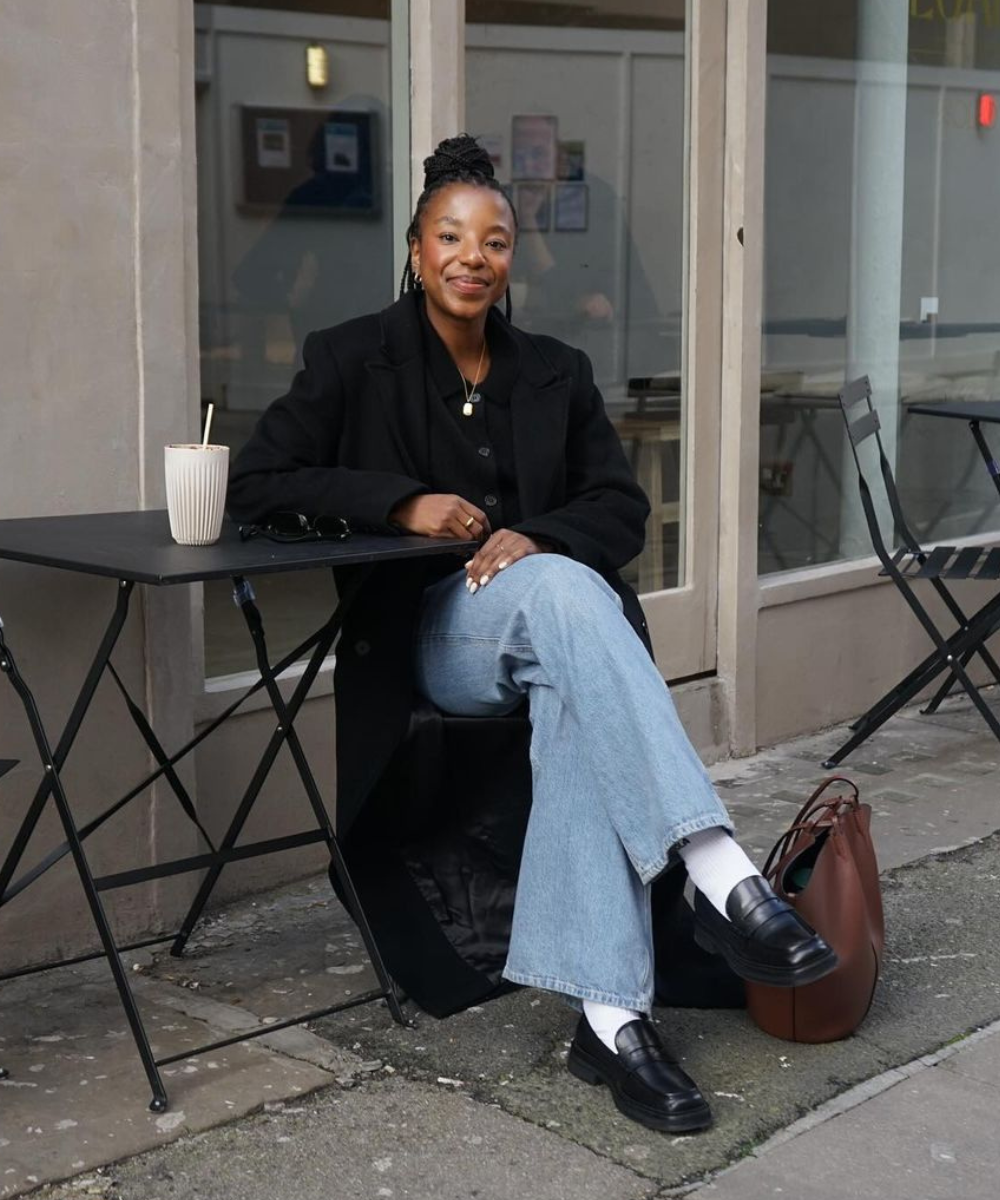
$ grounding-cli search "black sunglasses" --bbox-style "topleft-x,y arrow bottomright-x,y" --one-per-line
238,511 -> 351,544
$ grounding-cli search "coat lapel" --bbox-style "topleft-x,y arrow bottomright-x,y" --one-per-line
364,295 -> 430,482
509,342 -> 571,519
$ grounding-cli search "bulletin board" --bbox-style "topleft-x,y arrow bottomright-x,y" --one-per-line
238,106 -> 379,217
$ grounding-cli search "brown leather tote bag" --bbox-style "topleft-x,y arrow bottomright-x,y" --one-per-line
745,777 -> 884,1043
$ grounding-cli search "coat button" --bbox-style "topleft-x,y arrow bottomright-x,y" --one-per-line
354,640 -> 371,657
484,494 -> 498,507
478,446 -> 491,458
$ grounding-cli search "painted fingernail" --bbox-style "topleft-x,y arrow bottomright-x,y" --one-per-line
479,574 -> 490,586
497,560 -> 509,570
469,581 -> 479,595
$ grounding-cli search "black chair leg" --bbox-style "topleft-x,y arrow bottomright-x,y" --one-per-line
949,653 -> 1000,743
826,609 -> 1000,767
920,648 -> 972,715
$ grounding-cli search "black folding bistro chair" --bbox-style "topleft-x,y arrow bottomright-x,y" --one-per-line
822,375 -> 1000,768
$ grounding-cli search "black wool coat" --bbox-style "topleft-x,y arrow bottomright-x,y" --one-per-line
227,292 -> 743,1016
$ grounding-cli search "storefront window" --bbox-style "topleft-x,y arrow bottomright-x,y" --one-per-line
465,1 -> 688,594
194,1 -> 392,675
760,0 -> 1000,574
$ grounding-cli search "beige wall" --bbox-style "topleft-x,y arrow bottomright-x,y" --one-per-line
756,574 -> 1000,747
0,0 -> 201,970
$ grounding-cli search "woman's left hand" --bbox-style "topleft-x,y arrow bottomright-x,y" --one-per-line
465,530 -> 548,593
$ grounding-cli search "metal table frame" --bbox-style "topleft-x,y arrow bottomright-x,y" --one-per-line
0,511 -> 465,1112
907,400 -> 1000,505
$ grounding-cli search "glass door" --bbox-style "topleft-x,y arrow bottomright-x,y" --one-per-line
464,0 -> 724,679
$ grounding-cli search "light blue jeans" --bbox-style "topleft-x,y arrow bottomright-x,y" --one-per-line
413,555 -> 733,1013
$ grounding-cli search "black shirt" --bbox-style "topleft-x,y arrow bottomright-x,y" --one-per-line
419,299 -> 523,530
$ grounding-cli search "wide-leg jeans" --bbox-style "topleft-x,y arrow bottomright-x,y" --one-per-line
413,554 -> 733,1013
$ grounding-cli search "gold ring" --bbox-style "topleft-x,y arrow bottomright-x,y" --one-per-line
464,516 -> 475,529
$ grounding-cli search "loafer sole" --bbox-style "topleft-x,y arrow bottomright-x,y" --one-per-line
567,1042 -> 713,1133
693,922 -> 838,987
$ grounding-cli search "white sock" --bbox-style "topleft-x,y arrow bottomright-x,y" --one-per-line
678,826 -> 762,918
583,1000 -> 642,1053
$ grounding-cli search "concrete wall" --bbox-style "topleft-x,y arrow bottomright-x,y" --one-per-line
0,0 -> 200,970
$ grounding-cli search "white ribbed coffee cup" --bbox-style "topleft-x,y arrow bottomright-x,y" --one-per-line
164,444 -> 230,546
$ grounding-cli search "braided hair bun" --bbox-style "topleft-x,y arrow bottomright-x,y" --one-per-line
422,134 -> 496,188
400,133 -> 517,319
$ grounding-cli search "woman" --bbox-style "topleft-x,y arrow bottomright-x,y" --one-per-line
227,136 -> 836,1134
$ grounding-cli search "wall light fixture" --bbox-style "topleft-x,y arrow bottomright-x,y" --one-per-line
306,43 -> 329,90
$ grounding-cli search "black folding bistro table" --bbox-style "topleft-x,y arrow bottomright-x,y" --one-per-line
0,510 -> 467,1111
908,399 -> 1000,504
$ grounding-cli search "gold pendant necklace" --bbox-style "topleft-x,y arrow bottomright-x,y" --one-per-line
460,339 -> 488,417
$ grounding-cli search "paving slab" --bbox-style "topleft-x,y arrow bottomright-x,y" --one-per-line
0,965 -> 337,1199
31,1078 -> 656,1200
146,875 -> 381,1026
938,1021 -> 1000,1092
690,1040 -> 1000,1200
717,700 -> 1000,870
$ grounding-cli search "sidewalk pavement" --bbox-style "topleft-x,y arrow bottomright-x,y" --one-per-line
2,695 -> 999,1199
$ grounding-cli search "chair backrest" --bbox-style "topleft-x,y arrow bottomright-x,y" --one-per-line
837,375 -> 921,566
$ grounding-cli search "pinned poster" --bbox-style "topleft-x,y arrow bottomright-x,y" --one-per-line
557,140 -> 585,181
554,182 -> 588,232
516,182 -> 552,232
256,117 -> 291,169
240,107 -> 378,214
511,115 -> 558,180
325,121 -> 360,173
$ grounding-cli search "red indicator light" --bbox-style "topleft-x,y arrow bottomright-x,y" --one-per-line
978,93 -> 996,129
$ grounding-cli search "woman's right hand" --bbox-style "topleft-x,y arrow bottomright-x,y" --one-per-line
389,494 -> 491,541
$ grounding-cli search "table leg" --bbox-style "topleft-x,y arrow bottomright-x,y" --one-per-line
168,572 -> 353,956
169,570 -> 406,1026
107,661 -> 217,852
1,580 -> 133,904
969,419 -> 1000,502
231,572 -> 406,1026
0,614 -> 168,1112
4,623 -> 334,905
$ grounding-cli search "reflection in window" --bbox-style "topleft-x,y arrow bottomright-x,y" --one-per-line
760,1 -> 1000,574
466,1 -> 687,593
194,1 -> 392,675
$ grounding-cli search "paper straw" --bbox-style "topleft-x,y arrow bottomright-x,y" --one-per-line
201,402 -> 214,448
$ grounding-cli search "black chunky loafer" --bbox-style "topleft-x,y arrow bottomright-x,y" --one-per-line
693,876 -> 838,987
567,1015 -> 713,1133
